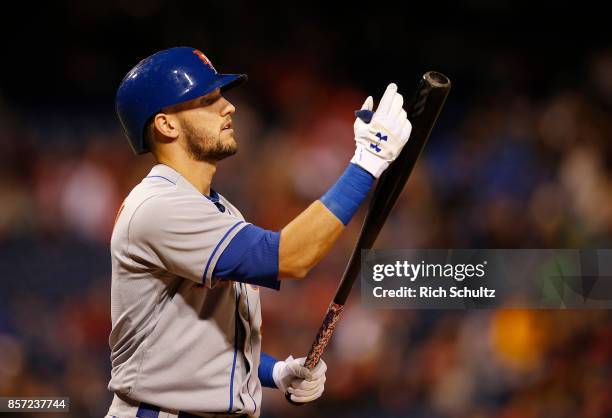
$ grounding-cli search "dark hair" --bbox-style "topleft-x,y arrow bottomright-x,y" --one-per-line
143,117 -> 156,152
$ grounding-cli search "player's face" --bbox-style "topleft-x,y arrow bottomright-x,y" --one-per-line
175,89 -> 237,162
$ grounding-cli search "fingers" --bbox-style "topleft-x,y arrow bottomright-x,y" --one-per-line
288,358 -> 312,380
288,376 -> 325,398
291,358 -> 326,380
289,383 -> 323,397
310,359 -> 327,380
376,83 -> 397,114
397,109 -> 409,140
400,118 -> 412,142
389,92 -> 404,118
360,96 -> 374,111
289,385 -> 324,403
290,377 -> 323,391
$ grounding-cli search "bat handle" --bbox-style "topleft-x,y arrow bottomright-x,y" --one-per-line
285,302 -> 345,406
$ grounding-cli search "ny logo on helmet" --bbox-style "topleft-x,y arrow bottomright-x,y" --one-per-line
193,50 -> 217,73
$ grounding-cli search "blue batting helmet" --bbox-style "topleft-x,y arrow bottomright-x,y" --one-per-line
115,47 -> 247,154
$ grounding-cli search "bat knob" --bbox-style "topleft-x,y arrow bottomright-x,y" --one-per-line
355,109 -> 374,123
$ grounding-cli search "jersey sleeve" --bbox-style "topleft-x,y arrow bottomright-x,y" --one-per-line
127,193 -> 249,287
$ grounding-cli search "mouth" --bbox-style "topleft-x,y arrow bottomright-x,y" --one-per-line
221,120 -> 233,131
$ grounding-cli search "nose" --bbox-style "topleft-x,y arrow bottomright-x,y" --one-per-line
220,97 -> 236,116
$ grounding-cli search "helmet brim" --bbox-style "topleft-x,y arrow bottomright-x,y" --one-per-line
217,73 -> 248,93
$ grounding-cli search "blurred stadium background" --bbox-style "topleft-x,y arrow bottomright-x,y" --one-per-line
0,1 -> 610,417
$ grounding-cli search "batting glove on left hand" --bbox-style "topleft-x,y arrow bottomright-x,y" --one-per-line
273,355 -> 327,403
351,83 -> 412,178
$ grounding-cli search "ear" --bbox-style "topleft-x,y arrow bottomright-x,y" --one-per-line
153,113 -> 180,139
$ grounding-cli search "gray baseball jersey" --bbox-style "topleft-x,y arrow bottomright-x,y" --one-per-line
109,164 -> 264,417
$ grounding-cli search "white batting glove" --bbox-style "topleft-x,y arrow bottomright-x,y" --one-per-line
272,355 -> 327,403
351,83 -> 412,178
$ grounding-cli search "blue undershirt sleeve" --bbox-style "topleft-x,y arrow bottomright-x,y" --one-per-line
213,224 -> 281,291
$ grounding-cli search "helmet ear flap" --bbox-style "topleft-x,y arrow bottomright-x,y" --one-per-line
115,47 -> 247,155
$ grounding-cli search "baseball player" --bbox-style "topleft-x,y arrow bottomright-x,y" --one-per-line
107,46 -> 411,418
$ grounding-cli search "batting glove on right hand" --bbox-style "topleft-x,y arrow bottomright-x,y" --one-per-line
273,355 -> 327,403
351,83 -> 412,178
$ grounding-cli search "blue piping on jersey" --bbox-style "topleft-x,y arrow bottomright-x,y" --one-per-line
202,221 -> 244,283
144,175 -> 176,185
228,290 -> 240,413
243,288 -> 257,414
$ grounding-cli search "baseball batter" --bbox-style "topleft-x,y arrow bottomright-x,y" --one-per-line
107,47 -> 411,418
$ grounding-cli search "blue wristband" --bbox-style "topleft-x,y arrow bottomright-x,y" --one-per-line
259,352 -> 278,388
320,163 -> 374,225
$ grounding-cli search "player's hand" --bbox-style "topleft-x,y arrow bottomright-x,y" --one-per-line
273,355 -> 327,403
350,83 -> 412,178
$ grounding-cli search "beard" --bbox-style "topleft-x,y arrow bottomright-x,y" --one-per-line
182,121 -> 237,162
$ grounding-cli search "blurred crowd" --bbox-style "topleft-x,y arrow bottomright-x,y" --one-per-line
0,20 -> 611,418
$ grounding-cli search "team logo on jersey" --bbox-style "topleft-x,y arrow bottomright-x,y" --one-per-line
193,50 -> 217,72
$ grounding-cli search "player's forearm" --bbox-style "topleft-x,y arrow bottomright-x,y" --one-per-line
279,200 -> 344,278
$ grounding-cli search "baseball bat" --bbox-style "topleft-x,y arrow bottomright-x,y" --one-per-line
287,71 -> 451,405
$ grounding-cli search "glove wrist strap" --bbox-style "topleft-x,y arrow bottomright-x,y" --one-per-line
272,360 -> 285,391
350,146 -> 389,178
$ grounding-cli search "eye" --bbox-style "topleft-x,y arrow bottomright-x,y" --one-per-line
201,95 -> 220,106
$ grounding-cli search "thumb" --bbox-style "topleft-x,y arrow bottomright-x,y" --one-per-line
288,359 -> 312,380
360,96 -> 373,111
